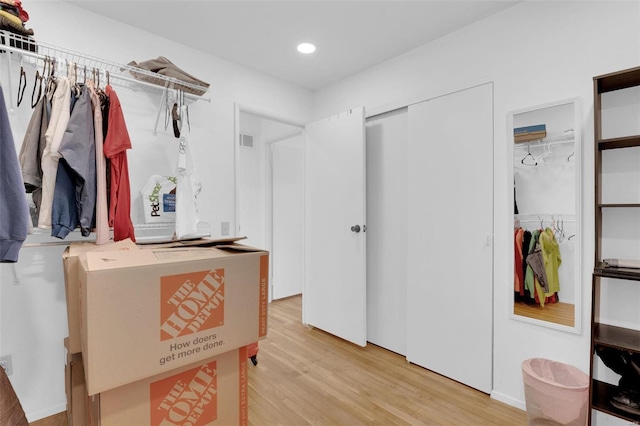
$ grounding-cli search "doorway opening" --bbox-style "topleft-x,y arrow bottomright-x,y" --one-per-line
235,106 -> 304,301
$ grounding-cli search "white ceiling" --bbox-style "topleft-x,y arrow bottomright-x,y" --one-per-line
65,1 -> 520,91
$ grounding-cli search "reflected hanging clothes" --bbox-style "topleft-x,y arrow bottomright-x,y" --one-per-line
518,227 -> 561,307
540,227 -> 562,296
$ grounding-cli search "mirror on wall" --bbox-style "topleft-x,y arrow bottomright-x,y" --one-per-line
509,98 -> 582,333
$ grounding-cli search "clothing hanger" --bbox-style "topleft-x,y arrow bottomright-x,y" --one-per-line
31,66 -> 42,108
164,89 -> 173,131
181,90 -> 190,132
567,151 -> 575,162
45,57 -> 56,95
17,64 -> 26,107
170,90 -> 180,138
71,62 -> 82,96
521,144 -> 537,166
533,142 -> 552,162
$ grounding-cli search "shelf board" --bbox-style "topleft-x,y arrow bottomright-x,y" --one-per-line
592,380 -> 640,423
598,203 -> 640,208
598,135 -> 640,150
594,324 -> 640,352
595,264 -> 640,281
595,66 -> 640,94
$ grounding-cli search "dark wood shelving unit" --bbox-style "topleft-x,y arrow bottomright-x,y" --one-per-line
598,135 -> 640,150
593,324 -> 640,352
591,65 -> 640,425
594,264 -> 640,281
592,380 -> 640,423
598,203 -> 640,208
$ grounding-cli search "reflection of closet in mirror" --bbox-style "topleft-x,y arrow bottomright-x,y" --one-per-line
510,98 -> 581,332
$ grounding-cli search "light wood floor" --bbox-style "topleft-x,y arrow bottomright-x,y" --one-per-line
514,300 -> 574,327
32,295 -> 526,426
247,295 -> 525,425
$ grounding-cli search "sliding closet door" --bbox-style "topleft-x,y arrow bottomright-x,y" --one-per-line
303,107 -> 367,347
365,108 -> 408,355
406,83 -> 493,393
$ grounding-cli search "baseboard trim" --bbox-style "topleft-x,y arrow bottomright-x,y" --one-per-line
26,403 -> 66,424
491,390 -> 526,411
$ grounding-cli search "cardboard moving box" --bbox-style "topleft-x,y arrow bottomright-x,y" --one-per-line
79,242 -> 268,395
64,338 -> 86,426
89,347 -> 248,426
63,239 -> 138,354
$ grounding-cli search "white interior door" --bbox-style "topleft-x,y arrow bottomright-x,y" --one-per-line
271,135 -> 304,300
303,107 -> 367,347
406,83 -> 493,393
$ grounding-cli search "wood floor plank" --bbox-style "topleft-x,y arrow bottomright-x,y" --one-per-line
514,300 -> 574,327
248,295 -> 526,425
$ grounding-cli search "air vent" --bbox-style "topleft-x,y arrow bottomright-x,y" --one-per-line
239,133 -> 254,148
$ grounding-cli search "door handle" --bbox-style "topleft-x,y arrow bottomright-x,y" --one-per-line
351,225 -> 361,233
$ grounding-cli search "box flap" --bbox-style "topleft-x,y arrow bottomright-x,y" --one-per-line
68,238 -> 138,257
216,243 -> 267,253
85,249 -> 164,271
83,244 -> 250,271
136,236 -> 245,247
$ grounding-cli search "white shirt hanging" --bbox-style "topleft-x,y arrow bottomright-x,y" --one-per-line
174,104 -> 201,238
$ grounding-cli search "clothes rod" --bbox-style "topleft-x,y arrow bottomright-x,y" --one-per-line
0,32 -> 210,103
514,135 -> 575,148
515,219 -> 576,223
514,214 -> 576,219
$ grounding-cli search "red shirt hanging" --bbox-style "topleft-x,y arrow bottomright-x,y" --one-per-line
103,85 -> 136,242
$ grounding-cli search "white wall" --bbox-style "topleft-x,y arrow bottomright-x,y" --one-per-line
3,0 -> 640,422
313,0 -> 640,421
239,111 -> 265,248
0,0 -> 312,421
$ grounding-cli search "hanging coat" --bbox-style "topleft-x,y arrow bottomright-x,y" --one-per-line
0,85 -> 29,262
88,81 -> 109,244
38,77 -> 70,229
52,86 -> 96,238
18,93 -> 49,211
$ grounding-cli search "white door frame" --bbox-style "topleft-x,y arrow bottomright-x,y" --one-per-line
234,103 -> 305,299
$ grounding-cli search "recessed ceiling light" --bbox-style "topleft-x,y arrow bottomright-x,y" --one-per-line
297,43 -> 316,54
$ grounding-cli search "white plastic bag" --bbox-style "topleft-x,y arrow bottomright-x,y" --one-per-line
140,175 -> 177,223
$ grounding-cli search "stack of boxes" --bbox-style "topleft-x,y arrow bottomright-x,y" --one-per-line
63,238 -> 268,425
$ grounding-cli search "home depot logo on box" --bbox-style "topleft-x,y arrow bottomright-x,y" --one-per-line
160,270 -> 225,341
150,361 -> 218,426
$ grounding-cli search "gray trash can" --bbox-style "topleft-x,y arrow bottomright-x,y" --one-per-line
522,358 -> 589,426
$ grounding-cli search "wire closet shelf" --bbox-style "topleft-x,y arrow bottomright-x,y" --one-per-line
0,29 -> 211,100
